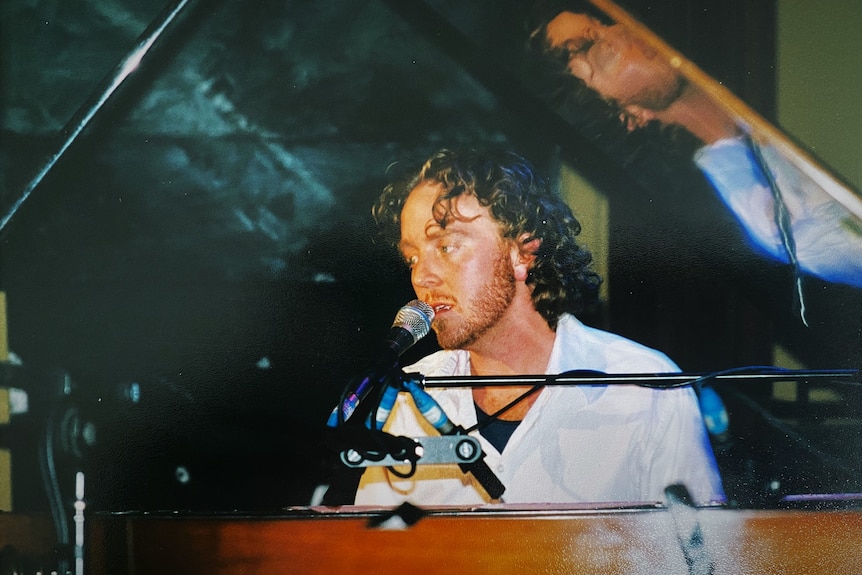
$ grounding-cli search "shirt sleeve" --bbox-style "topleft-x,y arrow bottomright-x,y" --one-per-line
641,387 -> 726,505
695,137 -> 862,287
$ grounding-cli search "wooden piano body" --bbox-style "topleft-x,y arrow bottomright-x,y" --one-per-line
87,503 -> 862,574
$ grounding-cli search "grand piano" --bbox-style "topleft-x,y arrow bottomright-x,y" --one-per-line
1,0 -> 860,573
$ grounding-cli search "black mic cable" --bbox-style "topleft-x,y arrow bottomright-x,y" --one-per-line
328,300 -> 434,427
403,378 -> 506,501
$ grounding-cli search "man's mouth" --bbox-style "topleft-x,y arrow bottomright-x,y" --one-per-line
430,302 -> 453,315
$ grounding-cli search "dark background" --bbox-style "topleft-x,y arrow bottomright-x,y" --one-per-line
1,0 -> 860,512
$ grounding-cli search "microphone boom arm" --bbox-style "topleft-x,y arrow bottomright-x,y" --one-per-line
420,368 -> 860,389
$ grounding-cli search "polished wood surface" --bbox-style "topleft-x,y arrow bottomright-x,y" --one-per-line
89,504 -> 862,574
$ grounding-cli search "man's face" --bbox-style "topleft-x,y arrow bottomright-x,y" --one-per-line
544,11 -> 683,111
398,181 -> 517,350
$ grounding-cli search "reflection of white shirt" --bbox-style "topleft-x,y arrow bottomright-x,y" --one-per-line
695,137 -> 862,287
354,314 -> 725,506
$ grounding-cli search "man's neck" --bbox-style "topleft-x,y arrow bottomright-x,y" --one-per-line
467,300 -> 556,376
655,84 -> 741,145
467,300 -> 556,421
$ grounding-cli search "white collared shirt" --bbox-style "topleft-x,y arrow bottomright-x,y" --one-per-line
354,314 -> 725,506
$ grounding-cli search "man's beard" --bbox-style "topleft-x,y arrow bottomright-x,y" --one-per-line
433,250 -> 517,350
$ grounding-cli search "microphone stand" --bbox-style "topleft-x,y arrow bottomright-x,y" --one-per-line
327,370 -> 506,501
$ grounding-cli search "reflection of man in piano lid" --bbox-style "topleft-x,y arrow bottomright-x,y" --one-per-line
533,3 -> 862,288
351,148 -> 724,507
541,10 -> 736,143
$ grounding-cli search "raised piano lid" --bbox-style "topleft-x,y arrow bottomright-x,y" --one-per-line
593,0 -> 862,218
533,0 -> 862,290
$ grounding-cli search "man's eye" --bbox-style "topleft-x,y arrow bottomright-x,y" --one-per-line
566,38 -> 594,57
405,255 -> 419,267
440,244 -> 456,255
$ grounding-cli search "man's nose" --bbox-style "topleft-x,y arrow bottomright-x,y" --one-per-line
568,56 -> 593,83
411,256 -> 441,288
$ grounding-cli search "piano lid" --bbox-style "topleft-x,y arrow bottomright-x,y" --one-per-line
523,0 -> 862,291
378,0 -> 862,292
589,0 -> 862,219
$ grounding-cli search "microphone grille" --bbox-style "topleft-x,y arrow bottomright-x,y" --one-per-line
393,300 -> 435,342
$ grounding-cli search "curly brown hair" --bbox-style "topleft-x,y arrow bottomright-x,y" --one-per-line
372,148 -> 601,329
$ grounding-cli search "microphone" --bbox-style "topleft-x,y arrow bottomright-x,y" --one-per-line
330,300 -> 434,425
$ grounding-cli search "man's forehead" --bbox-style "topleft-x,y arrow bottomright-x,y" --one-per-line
405,179 -> 444,205
405,181 -> 463,215
401,184 -> 487,231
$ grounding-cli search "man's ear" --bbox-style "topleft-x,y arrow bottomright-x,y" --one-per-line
511,234 -> 541,282
621,105 -> 657,131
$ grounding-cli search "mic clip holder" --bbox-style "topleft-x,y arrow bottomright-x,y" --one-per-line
330,369 -> 507,499
340,434 -> 482,468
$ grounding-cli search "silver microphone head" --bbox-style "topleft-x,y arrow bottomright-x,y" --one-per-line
392,299 -> 435,344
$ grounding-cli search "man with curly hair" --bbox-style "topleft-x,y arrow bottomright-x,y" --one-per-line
353,148 -> 724,506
